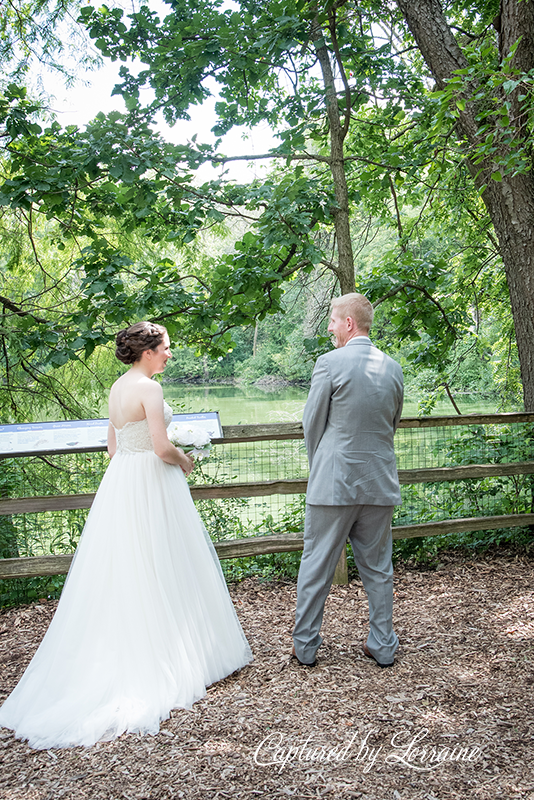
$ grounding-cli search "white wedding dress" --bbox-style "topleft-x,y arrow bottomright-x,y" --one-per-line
0,402 -> 252,749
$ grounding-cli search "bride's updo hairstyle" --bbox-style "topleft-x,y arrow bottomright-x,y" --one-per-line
115,322 -> 168,365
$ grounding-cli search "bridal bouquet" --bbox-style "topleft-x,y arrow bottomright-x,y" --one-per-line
169,424 -> 212,461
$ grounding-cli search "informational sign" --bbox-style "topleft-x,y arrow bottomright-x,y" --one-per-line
168,412 -> 223,441
0,412 -> 222,458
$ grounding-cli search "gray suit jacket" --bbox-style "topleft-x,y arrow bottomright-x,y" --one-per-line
303,337 -> 404,506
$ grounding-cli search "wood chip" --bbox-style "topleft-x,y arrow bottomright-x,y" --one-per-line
0,549 -> 533,798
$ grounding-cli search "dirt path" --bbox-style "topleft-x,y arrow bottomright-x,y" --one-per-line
0,550 -> 533,800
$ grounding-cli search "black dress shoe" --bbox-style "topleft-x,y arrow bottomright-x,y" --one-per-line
291,645 -> 317,667
362,643 -> 394,668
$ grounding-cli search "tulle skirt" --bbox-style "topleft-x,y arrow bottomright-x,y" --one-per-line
0,451 -> 252,749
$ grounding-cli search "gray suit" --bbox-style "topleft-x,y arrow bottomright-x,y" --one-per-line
293,336 -> 403,665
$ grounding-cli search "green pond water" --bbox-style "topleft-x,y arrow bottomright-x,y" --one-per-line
163,383 -> 505,427
161,384 -> 510,534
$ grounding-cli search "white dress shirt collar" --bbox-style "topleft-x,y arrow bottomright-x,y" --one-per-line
345,335 -> 372,346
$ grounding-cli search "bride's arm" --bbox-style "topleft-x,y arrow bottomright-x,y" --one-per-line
107,423 -> 117,459
142,382 -> 195,474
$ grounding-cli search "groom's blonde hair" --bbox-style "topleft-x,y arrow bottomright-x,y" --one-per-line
331,293 -> 374,333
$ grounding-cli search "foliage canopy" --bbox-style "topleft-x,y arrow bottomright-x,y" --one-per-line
0,0 -> 533,416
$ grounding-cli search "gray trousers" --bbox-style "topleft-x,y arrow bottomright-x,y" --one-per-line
293,503 -> 398,665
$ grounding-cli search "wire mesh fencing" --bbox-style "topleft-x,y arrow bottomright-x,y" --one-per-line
1,417 -> 534,563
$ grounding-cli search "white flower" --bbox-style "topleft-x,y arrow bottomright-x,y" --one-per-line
192,429 -> 210,448
171,424 -> 195,446
170,423 -> 212,460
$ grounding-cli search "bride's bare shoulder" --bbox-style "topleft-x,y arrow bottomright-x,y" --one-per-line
138,376 -> 163,396
111,371 -> 160,391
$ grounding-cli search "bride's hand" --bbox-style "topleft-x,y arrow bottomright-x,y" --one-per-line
179,450 -> 195,476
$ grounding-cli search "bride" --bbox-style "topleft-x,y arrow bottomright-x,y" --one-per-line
0,322 -> 252,749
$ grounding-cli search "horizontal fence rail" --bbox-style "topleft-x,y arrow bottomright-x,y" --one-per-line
1,412 -> 532,459
2,512 -> 534,581
3,461 -> 534,515
1,413 -> 534,582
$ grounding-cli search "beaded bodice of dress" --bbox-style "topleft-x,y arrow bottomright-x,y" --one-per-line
115,402 -> 173,454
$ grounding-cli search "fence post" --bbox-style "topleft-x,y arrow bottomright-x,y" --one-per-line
332,546 -> 348,585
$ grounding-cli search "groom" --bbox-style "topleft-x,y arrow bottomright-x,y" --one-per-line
292,293 -> 404,668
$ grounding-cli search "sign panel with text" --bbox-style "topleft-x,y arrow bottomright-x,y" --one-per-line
0,412 -> 222,457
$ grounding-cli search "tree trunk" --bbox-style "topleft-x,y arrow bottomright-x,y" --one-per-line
396,0 -> 534,409
253,320 -> 258,357
312,23 -> 355,295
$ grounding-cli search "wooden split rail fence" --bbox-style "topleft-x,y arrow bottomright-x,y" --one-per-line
1,412 -> 534,582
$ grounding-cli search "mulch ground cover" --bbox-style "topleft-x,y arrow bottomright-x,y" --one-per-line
0,549 -> 533,800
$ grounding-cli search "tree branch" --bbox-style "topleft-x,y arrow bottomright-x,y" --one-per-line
373,281 -> 456,337
208,151 -> 331,164
442,382 -> 462,414
328,7 -> 352,140
0,295 -> 47,323
388,175 -> 404,244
